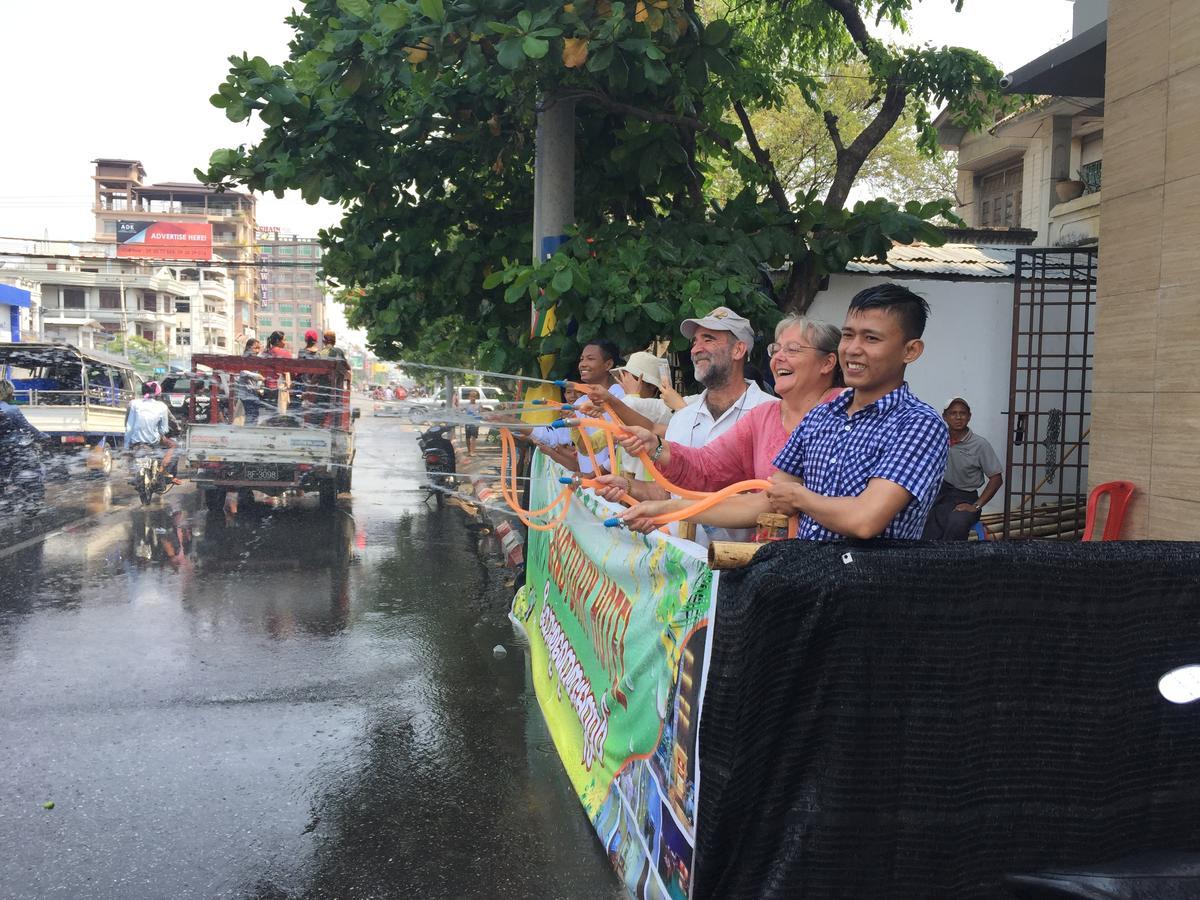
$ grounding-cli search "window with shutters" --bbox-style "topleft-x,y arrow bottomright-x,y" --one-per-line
978,163 -> 1023,228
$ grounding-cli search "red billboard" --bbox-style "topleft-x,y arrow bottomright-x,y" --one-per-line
116,220 -> 213,260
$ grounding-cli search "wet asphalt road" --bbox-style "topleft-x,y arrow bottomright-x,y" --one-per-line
0,416 -> 618,899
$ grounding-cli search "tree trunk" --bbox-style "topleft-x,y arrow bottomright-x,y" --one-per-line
781,258 -> 825,314
779,79 -> 909,315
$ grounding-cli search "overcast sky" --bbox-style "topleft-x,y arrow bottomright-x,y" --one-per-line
0,0 -> 1075,243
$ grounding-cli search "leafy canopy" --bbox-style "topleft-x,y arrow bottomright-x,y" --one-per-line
201,0 -> 1006,375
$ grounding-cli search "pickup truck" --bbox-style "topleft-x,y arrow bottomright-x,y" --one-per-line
454,385 -> 505,411
0,342 -> 141,477
184,354 -> 357,511
408,385 -> 505,410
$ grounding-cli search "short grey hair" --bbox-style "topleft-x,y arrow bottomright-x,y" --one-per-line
0,379 -> 13,403
774,315 -> 841,354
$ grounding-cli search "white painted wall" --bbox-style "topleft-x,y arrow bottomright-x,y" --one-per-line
811,274 -> 1015,511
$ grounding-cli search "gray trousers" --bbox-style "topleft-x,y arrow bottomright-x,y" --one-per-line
921,481 -> 980,540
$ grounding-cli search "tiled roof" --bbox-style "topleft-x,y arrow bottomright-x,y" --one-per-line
846,243 -> 1018,278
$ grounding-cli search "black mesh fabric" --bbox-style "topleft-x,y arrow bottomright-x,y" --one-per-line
694,540 -> 1200,899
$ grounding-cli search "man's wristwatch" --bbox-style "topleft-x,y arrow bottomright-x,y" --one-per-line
650,435 -> 665,462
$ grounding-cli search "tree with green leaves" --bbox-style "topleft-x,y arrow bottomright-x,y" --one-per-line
202,0 -> 1005,376
709,62 -> 959,209
103,334 -> 170,378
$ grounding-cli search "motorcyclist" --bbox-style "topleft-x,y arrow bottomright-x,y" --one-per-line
0,378 -> 48,509
124,381 -> 181,485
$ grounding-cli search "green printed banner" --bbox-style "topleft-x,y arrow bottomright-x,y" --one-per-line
511,453 -> 718,900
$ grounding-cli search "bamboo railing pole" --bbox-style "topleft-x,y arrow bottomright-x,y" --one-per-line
708,541 -> 763,570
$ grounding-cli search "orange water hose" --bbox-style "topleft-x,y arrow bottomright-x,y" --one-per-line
498,427 -> 572,531
495,400 -> 641,530
495,383 -> 792,533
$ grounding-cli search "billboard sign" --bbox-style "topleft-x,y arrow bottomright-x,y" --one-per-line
116,220 -> 213,260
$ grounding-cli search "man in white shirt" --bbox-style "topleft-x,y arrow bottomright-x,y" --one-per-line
124,381 -> 180,482
600,307 -> 772,543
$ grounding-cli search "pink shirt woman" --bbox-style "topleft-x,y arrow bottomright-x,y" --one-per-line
657,389 -> 843,489
619,316 -> 843,496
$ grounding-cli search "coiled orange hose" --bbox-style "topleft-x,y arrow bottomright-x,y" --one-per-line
495,387 -> 792,531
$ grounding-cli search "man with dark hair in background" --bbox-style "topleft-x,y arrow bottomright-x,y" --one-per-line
622,283 -> 947,540
319,330 -> 347,361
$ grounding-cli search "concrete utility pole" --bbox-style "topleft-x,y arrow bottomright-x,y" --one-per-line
529,97 -> 576,396
531,98 -> 576,265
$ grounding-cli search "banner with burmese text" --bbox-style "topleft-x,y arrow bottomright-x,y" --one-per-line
511,452 -> 717,900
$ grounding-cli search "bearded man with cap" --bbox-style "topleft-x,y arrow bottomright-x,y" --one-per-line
609,307 -> 772,543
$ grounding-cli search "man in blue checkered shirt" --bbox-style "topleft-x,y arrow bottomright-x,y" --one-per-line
621,284 -> 947,540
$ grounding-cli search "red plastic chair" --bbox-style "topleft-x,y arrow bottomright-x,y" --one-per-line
1082,480 -> 1135,541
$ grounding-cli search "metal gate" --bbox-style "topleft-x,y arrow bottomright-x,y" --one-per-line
1002,247 -> 1098,539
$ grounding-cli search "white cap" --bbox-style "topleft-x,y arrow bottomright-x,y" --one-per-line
614,351 -> 666,385
680,306 -> 755,349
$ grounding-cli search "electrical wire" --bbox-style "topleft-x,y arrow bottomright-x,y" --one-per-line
0,249 -> 326,269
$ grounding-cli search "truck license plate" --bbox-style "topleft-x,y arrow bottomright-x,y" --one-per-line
245,466 -> 278,481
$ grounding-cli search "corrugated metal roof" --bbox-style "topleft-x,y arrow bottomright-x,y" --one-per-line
846,243 -> 1018,278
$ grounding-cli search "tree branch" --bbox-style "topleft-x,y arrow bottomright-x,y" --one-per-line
825,77 -> 908,210
820,0 -> 873,53
680,128 -> 705,209
823,110 -> 845,156
733,99 -> 790,213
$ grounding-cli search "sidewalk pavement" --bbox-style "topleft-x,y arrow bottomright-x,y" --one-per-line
449,431 -> 526,571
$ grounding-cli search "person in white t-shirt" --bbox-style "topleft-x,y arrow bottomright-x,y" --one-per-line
124,381 -> 181,483
536,341 -> 627,473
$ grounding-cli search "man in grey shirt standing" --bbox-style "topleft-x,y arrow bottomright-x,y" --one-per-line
921,396 -> 1002,540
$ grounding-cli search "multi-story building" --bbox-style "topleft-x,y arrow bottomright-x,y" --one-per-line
935,0 -> 1108,247
255,228 -> 326,350
91,158 -> 259,340
0,276 -> 37,342
0,239 -> 234,362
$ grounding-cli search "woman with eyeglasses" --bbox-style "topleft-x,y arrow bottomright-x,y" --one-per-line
595,316 -> 842,499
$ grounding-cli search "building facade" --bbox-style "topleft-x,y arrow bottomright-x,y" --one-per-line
0,280 -> 36,342
935,0 -> 1200,539
1089,0 -> 1200,539
91,158 -> 258,340
937,1 -> 1108,247
0,240 -> 234,361
255,229 -> 326,350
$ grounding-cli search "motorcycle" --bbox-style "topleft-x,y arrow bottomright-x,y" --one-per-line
128,445 -> 173,506
417,424 -> 456,504
0,435 -> 45,517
